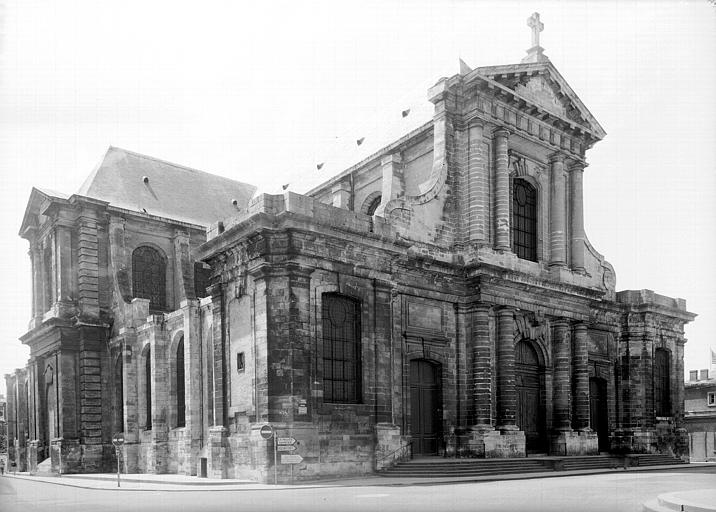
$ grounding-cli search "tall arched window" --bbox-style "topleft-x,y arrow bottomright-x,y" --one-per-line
654,348 -> 671,417
145,348 -> 152,430
512,179 -> 538,262
132,246 -> 166,310
176,337 -> 185,428
322,294 -> 361,403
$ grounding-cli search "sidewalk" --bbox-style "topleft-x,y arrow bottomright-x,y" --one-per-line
2,462 -> 714,492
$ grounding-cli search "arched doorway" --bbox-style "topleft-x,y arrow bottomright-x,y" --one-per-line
589,377 -> 609,451
410,359 -> 442,455
515,340 -> 546,452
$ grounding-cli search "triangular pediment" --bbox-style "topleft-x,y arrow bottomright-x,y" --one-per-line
473,61 -> 606,140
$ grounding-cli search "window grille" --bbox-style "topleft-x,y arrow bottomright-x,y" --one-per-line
708,392 -> 715,407
132,246 -> 167,310
512,179 -> 538,262
322,294 -> 361,403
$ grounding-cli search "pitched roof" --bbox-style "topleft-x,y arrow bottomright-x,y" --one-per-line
77,147 -> 257,227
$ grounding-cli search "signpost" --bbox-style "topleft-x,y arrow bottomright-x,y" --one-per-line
112,433 -> 124,488
280,454 -> 303,464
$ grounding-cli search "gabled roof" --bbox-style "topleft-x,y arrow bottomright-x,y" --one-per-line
471,60 -> 606,141
76,147 -> 257,227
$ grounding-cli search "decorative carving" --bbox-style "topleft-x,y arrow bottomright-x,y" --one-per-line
513,311 -> 549,344
514,75 -> 567,118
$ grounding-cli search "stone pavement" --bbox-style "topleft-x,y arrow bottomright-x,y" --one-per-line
2,462 -> 714,492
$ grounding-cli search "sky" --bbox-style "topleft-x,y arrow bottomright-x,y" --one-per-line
0,0 -> 715,396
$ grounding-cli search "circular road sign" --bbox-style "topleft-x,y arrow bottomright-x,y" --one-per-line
259,424 -> 274,440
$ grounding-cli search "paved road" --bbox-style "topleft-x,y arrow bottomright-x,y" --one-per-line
1,467 -> 715,512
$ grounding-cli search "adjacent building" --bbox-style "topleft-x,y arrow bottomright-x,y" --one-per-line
685,369 -> 716,462
5,14 -> 695,481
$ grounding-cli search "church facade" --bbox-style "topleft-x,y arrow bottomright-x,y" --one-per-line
5,16 -> 695,481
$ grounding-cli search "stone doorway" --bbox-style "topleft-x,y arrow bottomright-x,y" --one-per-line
589,377 -> 609,451
515,340 -> 546,453
410,359 -> 442,455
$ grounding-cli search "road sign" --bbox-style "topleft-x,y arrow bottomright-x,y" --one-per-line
112,433 -> 124,446
277,445 -> 297,452
259,425 -> 274,440
281,454 -> 303,464
277,437 -> 296,445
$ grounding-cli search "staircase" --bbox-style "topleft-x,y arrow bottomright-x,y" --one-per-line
34,457 -> 53,476
380,457 -> 550,478
379,454 -> 687,478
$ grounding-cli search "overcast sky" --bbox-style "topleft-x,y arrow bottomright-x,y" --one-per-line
1,0 -> 715,396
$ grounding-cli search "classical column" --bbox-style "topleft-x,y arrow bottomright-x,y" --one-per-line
549,154 -> 567,267
472,305 -> 493,429
494,128 -> 511,252
552,319 -> 571,431
30,243 -> 44,324
572,322 -> 590,430
467,121 -> 487,243
496,308 -> 517,430
569,162 -> 586,272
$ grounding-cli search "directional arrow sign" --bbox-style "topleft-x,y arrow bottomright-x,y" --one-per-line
281,454 -> 303,464
277,445 -> 297,452
277,437 -> 296,445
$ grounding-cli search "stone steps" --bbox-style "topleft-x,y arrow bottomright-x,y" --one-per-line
380,454 -> 687,478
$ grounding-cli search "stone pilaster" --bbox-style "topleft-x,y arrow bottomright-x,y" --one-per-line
77,210 -> 100,318
496,308 -> 517,431
549,154 -> 567,267
332,181 -> 351,209
120,334 -> 139,472
572,322 -> 590,430
149,319 -> 169,473
552,319 -> 572,431
209,283 -> 227,427
375,154 -> 403,217
471,304 -> 493,429
467,120 -> 488,243
173,230 -> 194,303
494,128 -> 511,252
569,162 -> 586,272
181,299 -> 202,473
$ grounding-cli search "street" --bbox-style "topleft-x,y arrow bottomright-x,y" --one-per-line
1,467 -> 715,512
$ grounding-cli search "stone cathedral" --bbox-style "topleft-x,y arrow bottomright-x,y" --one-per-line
5,15 -> 695,481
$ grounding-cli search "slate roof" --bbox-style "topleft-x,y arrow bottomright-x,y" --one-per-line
77,147 -> 257,227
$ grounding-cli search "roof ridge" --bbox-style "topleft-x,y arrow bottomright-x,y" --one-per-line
108,146 -> 250,185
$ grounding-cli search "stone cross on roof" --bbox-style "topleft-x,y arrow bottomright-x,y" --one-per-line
527,12 -> 544,48
521,12 -> 548,63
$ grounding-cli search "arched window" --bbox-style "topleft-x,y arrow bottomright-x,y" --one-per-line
366,195 -> 382,216
175,337 -> 185,428
512,179 -> 538,262
145,348 -> 152,430
322,294 -> 361,403
654,349 -> 671,417
114,354 -> 124,433
132,246 -> 167,310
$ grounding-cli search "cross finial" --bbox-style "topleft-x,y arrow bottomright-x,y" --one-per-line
527,12 -> 544,48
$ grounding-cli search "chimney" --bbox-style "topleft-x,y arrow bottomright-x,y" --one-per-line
689,370 -> 699,381
700,369 -> 709,381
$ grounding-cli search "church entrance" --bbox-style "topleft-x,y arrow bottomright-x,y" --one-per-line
589,377 -> 609,451
515,340 -> 546,453
410,359 -> 442,455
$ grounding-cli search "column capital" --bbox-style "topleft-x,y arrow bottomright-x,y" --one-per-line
380,153 -> 402,166
572,321 -> 588,332
551,316 -> 570,328
493,126 -> 511,139
496,306 -> 514,318
467,117 -> 485,129
548,152 -> 566,164
568,161 -> 588,173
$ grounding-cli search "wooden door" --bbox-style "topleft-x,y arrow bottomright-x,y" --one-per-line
410,360 -> 441,455
515,341 -> 546,452
589,377 -> 609,451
